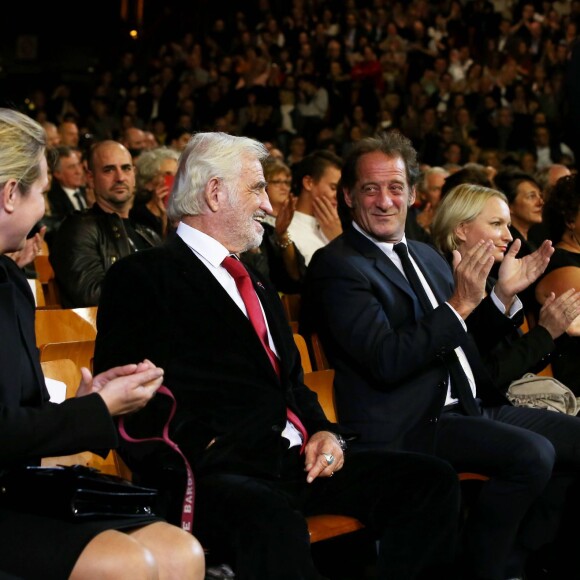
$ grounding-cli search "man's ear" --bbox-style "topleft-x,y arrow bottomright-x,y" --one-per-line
302,175 -> 314,194
343,187 -> 354,209
204,177 -> 222,212
1,180 -> 19,214
408,186 -> 416,207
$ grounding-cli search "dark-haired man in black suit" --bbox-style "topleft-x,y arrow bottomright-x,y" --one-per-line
302,131 -> 580,579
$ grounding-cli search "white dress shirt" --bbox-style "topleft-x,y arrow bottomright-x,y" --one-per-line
288,211 -> 330,266
63,186 -> 85,210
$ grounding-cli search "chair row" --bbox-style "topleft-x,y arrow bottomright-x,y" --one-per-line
35,306 -> 98,372
40,356 -> 357,544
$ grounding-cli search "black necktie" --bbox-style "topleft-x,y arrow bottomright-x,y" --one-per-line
393,242 -> 480,415
393,242 -> 432,313
73,190 -> 85,210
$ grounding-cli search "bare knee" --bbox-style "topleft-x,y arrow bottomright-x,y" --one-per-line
129,522 -> 206,580
70,530 -> 158,580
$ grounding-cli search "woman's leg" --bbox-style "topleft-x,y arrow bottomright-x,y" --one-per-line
129,522 -> 206,580
70,529 -> 158,580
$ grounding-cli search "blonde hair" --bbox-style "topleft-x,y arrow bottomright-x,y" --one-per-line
431,183 -> 507,254
0,108 -> 46,195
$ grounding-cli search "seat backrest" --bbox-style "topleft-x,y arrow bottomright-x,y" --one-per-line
40,357 -> 126,477
39,339 -> 95,373
281,293 -> 301,326
309,332 -> 330,371
293,333 -> 313,373
33,254 -> 60,307
35,308 -> 97,347
71,306 -> 98,333
536,266 -> 580,304
303,369 -> 337,422
40,358 -> 80,399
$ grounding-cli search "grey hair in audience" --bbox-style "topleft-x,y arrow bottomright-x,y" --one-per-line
417,166 -> 449,195
135,146 -> 180,191
0,108 -> 46,195
167,132 -> 269,222
431,183 -> 508,254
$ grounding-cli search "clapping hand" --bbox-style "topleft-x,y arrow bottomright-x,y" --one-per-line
77,359 -> 164,416
275,194 -> 296,238
495,239 -> 553,307
448,240 -> 495,319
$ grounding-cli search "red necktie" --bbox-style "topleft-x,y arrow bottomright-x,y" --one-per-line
221,255 -> 309,451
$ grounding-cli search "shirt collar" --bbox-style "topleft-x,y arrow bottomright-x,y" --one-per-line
176,221 -> 230,268
352,220 -> 407,259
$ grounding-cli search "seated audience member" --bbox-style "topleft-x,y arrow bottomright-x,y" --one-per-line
536,173 -> 580,394
121,127 -> 148,161
494,168 -> 545,319
431,183 -> 580,390
131,146 -> 180,238
58,119 -> 80,149
50,141 -> 162,307
531,124 -> 575,170
0,107 -> 205,580
47,145 -> 88,222
302,131 -> 580,579
41,120 -> 61,148
167,126 -> 193,153
287,150 -> 343,265
93,131 -> 461,580
439,163 -> 495,198
529,163 -> 572,247
405,166 -> 449,242
241,156 -> 306,294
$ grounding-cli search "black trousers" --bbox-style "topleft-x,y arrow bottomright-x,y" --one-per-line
193,448 -> 460,580
436,404 -> 580,580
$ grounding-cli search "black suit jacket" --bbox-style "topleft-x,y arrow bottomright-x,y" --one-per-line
302,226 -> 509,453
47,183 -> 86,220
94,235 -> 344,480
0,256 -> 116,468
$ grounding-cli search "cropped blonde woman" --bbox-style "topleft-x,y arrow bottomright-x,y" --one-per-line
0,107 -> 205,580
431,183 -> 580,390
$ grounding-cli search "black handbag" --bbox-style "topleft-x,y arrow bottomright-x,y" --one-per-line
0,464 -> 158,521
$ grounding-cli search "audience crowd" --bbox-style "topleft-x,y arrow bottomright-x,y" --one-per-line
5,0 -> 580,578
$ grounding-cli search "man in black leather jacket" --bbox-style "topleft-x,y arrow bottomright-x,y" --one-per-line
50,141 -> 161,307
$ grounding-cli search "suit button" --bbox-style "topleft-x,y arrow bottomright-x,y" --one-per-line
271,425 -> 282,432
429,417 -> 438,423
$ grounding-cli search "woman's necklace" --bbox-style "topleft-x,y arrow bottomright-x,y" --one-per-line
560,230 -> 580,253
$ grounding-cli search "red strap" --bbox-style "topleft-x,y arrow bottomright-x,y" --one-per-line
118,386 -> 195,532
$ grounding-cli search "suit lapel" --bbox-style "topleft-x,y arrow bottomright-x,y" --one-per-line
166,237 -> 281,382
406,242 -> 452,306
345,227 -> 426,318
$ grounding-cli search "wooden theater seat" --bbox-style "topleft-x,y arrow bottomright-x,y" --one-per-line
40,358 -> 122,476
35,308 -> 97,347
